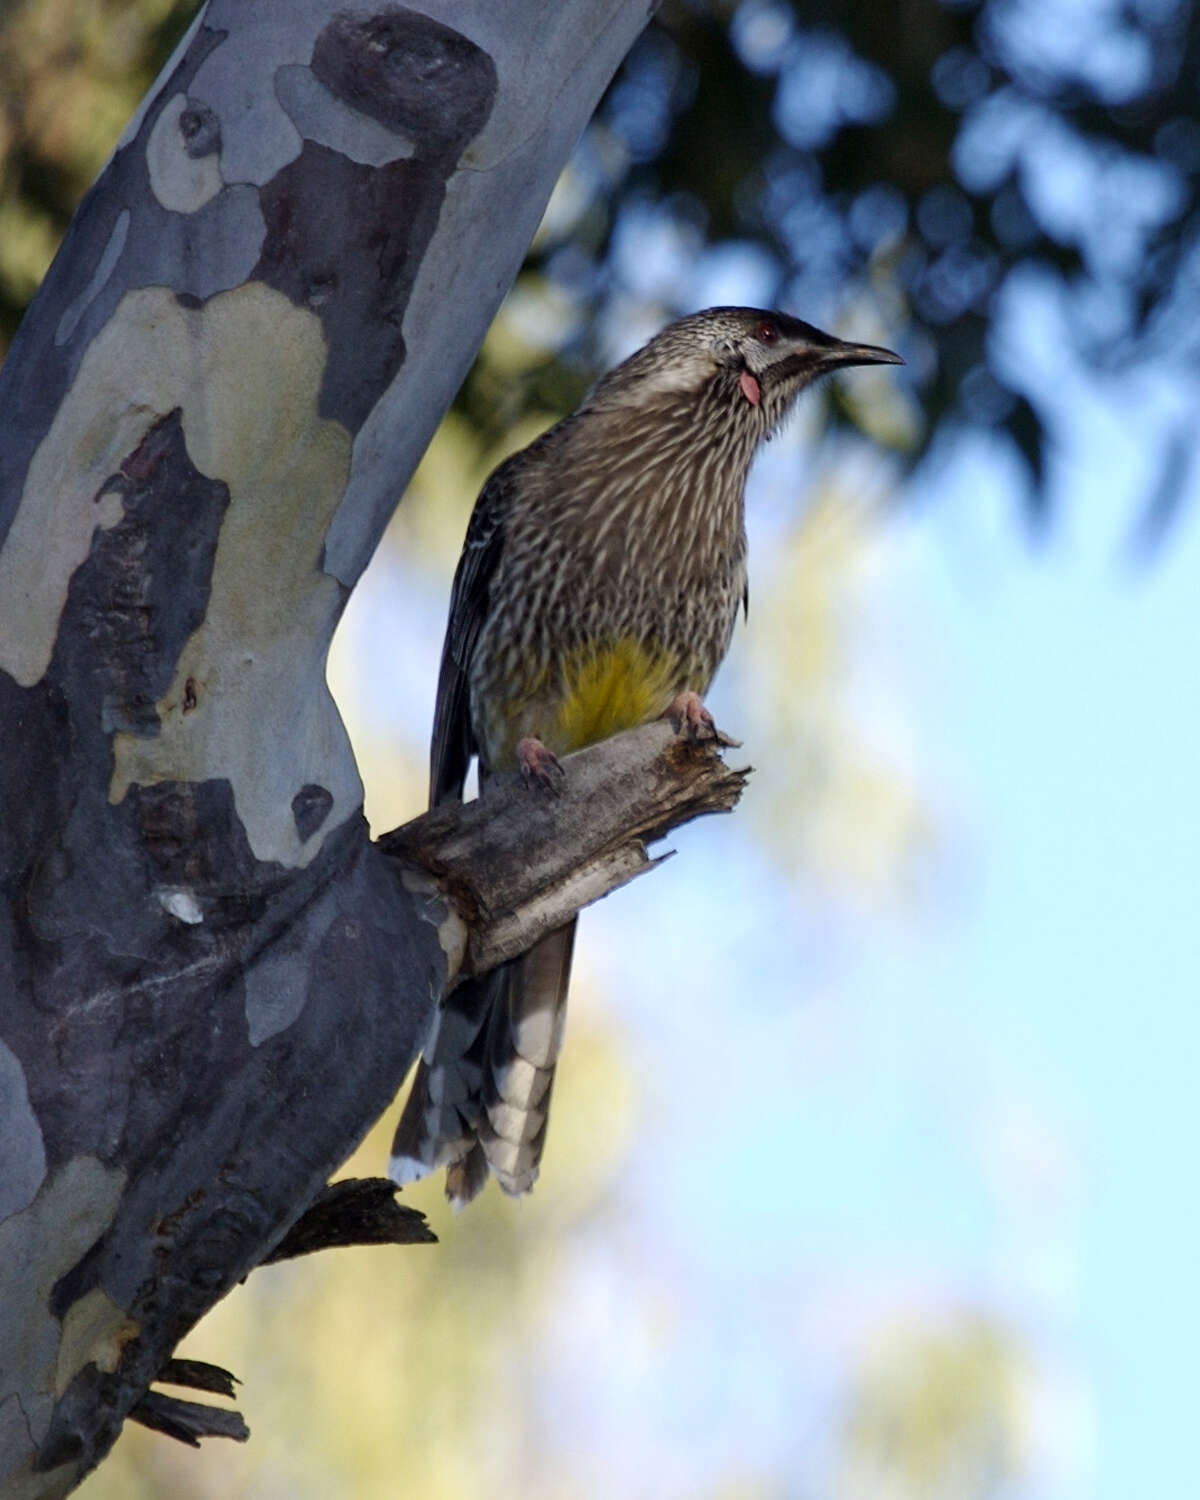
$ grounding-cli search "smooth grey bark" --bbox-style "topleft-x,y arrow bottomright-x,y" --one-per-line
0,2 -> 657,1493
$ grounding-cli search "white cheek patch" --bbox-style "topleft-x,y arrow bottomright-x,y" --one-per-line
739,370 -> 761,406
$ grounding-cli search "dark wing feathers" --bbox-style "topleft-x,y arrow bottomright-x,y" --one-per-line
428,458 -> 516,806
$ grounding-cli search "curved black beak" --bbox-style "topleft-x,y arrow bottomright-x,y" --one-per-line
763,328 -> 905,389
814,338 -> 905,373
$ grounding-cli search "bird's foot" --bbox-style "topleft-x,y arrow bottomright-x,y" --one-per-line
664,690 -> 741,749
516,736 -> 565,792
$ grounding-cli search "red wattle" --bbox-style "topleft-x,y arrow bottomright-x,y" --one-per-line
739,370 -> 761,406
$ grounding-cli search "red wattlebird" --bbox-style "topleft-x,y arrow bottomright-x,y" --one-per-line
390,307 -> 902,1205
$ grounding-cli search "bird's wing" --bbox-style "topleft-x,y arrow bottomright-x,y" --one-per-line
429,455 -> 520,806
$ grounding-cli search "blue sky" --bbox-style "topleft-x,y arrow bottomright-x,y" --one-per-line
907,341 -> 1200,1499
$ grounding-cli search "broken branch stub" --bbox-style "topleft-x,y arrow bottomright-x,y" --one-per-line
380,719 -> 752,978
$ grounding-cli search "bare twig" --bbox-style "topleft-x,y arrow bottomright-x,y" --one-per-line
128,1393 -> 249,1448
156,1360 -> 240,1399
263,1178 -> 436,1262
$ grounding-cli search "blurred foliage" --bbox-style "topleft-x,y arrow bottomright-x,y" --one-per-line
4,0 -> 1198,534
744,472 -> 937,913
837,1314 -> 1026,1500
474,0 -> 1200,531
0,0 -> 195,332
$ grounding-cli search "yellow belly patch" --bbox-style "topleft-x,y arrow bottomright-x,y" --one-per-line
553,638 -> 681,754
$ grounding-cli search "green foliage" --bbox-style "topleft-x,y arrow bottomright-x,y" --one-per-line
0,0 -> 195,337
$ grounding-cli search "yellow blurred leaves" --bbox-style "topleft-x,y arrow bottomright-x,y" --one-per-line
0,193 -> 59,308
743,473 -> 938,914
837,1312 -> 1027,1500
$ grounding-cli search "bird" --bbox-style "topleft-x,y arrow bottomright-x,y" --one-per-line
389,306 -> 902,1206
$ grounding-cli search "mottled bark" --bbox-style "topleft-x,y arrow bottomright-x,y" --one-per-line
0,1 -> 655,1493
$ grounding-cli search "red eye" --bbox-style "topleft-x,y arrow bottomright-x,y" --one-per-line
756,320 -> 779,344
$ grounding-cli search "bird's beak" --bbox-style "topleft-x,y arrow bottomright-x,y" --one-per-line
812,338 -> 905,374
765,336 -> 904,387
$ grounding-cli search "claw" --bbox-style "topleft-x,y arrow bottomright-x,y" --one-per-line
517,736 -> 565,792
664,691 -> 741,749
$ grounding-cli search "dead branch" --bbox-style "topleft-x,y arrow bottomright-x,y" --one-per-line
380,719 -> 751,979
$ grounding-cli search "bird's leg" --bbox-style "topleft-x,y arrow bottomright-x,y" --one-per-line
666,689 -> 715,740
664,690 -> 741,748
516,736 -> 565,791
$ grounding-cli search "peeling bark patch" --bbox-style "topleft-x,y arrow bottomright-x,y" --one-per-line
251,12 -> 496,432
157,888 -> 204,925
311,8 -> 497,165
292,783 -> 333,841
5,815 -> 441,1479
54,1291 -> 140,1395
179,100 -> 221,159
399,866 -> 466,980
0,1041 -> 47,1222
0,1158 -> 125,1456
147,94 -> 224,213
0,1395 -> 37,1488
2,290 -> 246,690
62,410 -> 230,739
130,780 -> 268,909
0,669 -> 68,887
48,1236 -> 107,1323
148,181 -> 267,301
275,64 -> 416,167
54,210 -> 130,348
0,21 -> 226,565
65,283 -> 360,868
187,18 -> 305,187
253,144 -> 443,430
244,948 -> 309,1047
0,405 -> 164,689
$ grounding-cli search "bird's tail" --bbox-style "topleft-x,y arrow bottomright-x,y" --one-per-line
389,919 -> 576,1208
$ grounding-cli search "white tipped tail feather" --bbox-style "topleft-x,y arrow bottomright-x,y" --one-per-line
389,920 -> 576,1207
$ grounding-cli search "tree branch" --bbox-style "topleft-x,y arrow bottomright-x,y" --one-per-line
381,720 -> 751,978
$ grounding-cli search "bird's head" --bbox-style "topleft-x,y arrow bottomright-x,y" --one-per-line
584,306 -> 903,441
